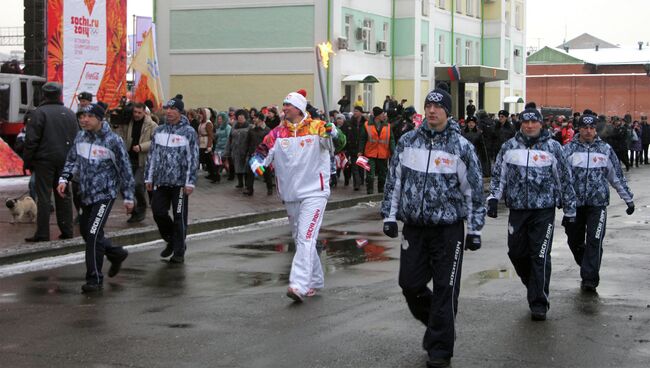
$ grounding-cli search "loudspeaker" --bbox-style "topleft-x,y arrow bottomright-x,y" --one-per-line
23,0 -> 46,76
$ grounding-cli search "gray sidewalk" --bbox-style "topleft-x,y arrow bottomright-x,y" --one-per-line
0,174 -> 382,264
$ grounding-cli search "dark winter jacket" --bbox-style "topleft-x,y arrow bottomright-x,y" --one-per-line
563,135 -> 633,207
225,122 -> 250,174
245,124 -> 270,157
641,122 -> 650,145
60,121 -> 134,206
145,115 -> 199,187
392,117 -> 415,144
462,126 -> 491,174
381,119 -> 486,234
23,100 -> 79,169
494,120 -> 516,151
488,129 -> 576,217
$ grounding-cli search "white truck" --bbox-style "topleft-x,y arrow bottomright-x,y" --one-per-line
0,73 -> 46,147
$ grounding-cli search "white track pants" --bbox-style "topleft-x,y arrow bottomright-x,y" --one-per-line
285,197 -> 327,295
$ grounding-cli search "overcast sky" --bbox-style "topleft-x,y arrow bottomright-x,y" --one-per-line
2,0 -> 649,57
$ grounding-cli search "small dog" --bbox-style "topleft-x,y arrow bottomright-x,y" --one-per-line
5,196 -> 37,224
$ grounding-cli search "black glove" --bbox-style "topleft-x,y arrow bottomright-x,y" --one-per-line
626,202 -> 635,215
487,198 -> 498,218
465,234 -> 481,251
561,216 -> 576,227
383,221 -> 398,238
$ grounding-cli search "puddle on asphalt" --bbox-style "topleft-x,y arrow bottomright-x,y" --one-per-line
230,237 -> 394,267
463,268 -> 517,287
167,323 -> 194,329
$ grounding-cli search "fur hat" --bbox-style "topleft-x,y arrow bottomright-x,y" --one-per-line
78,91 -> 93,101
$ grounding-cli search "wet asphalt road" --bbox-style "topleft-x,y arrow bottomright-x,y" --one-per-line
1,179 -> 649,367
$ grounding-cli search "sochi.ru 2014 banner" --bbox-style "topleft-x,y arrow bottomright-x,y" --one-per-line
47,0 -> 127,110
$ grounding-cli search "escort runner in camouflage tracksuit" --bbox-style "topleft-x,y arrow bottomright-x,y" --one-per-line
58,104 -> 135,293
145,97 -> 199,264
562,113 -> 634,292
487,106 -> 577,321
381,86 -> 486,368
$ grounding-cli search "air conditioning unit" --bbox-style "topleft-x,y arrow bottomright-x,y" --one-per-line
377,40 -> 387,52
513,48 -> 520,56
338,37 -> 349,50
355,27 -> 364,40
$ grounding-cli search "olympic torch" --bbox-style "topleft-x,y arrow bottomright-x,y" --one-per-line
315,42 -> 335,117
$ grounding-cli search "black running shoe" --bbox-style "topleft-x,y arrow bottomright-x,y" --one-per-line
108,252 -> 128,277
426,357 -> 451,368
531,311 -> 547,321
169,255 -> 184,264
160,243 -> 173,258
81,283 -> 103,293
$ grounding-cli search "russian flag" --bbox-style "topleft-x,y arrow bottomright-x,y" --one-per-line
447,65 -> 461,81
356,155 -> 371,172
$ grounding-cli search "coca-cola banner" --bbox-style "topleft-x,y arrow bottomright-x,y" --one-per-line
47,0 -> 126,110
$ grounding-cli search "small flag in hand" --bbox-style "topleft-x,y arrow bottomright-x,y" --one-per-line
356,155 -> 371,172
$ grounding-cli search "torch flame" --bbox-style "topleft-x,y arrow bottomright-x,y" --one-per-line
317,42 -> 335,69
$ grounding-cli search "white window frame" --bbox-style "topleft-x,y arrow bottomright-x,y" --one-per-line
456,0 -> 462,13
438,34 -> 445,63
344,15 -> 353,40
466,0 -> 473,16
362,18 -> 374,52
438,0 -> 446,10
455,37 -> 462,65
363,83 -> 373,111
421,44 -> 428,77
465,40 -> 472,65
515,4 -> 522,30
475,41 -> 480,64
422,0 -> 430,16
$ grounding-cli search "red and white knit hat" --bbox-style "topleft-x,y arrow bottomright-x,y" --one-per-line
283,91 -> 307,116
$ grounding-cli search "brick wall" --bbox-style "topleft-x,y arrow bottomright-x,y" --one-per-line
527,64 -> 650,119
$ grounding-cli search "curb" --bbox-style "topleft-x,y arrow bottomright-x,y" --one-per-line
0,193 -> 383,266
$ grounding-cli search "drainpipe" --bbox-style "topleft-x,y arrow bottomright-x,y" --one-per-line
326,0 -> 332,100
391,0 -> 396,95
451,0 -> 455,64
481,1 -> 485,65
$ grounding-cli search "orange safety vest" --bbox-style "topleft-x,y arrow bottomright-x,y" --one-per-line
364,121 -> 391,159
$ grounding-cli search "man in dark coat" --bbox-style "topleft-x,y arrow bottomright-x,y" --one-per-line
392,106 -> 417,143
640,115 -> 650,164
345,106 -> 367,190
23,82 -> 79,242
244,112 -> 273,196
494,109 -> 515,154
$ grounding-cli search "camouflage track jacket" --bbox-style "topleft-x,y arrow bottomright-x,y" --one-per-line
488,129 -> 577,217
563,134 -> 633,207
381,119 -> 486,234
145,115 -> 199,188
60,121 -> 134,206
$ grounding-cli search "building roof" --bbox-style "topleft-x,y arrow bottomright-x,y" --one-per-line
566,46 -> 650,65
528,45 -> 650,66
556,33 -> 618,50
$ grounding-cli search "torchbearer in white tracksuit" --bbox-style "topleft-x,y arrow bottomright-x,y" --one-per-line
250,90 -> 338,302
